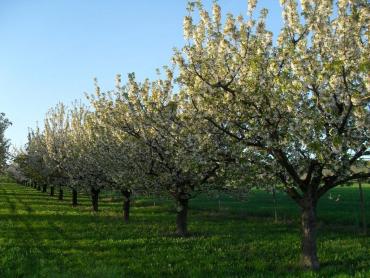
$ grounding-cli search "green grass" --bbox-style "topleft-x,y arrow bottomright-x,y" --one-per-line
0,181 -> 369,277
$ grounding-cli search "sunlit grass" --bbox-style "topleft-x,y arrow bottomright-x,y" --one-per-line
0,181 -> 369,277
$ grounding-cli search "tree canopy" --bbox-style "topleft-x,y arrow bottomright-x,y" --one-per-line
0,113 -> 11,173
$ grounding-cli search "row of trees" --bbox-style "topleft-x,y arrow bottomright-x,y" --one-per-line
8,0 -> 369,271
0,113 -> 11,173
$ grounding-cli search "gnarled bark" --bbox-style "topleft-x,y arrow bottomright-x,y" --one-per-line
301,198 -> 320,270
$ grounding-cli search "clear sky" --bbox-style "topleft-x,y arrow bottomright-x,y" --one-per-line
0,0 -> 282,148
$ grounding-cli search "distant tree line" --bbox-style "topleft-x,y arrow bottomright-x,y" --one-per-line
0,113 -> 11,173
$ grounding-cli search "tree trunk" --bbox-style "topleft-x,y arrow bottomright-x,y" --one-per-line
58,187 -> 63,201
91,188 -> 100,212
301,199 -> 320,270
50,186 -> 55,196
42,185 -> 47,193
176,198 -> 189,237
272,185 -> 278,223
121,189 -> 131,222
72,189 -> 78,206
358,181 -> 367,235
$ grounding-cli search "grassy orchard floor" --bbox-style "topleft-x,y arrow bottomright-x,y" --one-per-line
0,181 -> 369,278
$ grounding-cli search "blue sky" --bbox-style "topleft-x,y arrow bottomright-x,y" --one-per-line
0,0 -> 282,148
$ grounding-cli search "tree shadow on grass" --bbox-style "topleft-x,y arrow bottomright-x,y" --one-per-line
1,183 -> 369,277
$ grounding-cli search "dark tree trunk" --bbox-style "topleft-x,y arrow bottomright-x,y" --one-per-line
58,187 -> 63,200
72,189 -> 78,206
301,198 -> 320,270
176,198 -> 189,237
50,186 -> 55,196
91,188 -> 100,212
42,185 -> 47,192
121,189 -> 131,222
358,181 -> 367,235
272,185 -> 278,223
